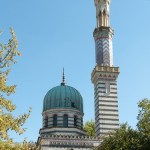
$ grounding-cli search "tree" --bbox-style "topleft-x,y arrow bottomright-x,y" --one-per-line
97,123 -> 141,150
137,99 -> 150,134
0,140 -> 37,150
84,119 -> 96,136
0,28 -> 37,149
136,99 -> 150,149
96,99 -> 150,150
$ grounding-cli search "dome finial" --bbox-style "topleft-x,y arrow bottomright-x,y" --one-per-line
61,68 -> 66,86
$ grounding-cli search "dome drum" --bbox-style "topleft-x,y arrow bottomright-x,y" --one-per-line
42,109 -> 83,129
41,108 -> 86,136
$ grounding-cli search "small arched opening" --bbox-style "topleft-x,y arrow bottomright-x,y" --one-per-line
63,114 -> 68,127
74,116 -> 77,127
45,116 -> 48,128
53,115 -> 57,127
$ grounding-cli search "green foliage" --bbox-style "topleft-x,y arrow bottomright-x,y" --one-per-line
136,99 -> 150,149
97,123 -> 141,150
97,99 -> 150,150
137,99 -> 150,135
0,140 -> 37,150
84,119 -> 96,136
0,28 -> 39,149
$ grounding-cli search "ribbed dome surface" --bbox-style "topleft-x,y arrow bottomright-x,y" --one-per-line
43,84 -> 83,112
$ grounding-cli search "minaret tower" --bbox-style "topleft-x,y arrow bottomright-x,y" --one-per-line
91,0 -> 120,137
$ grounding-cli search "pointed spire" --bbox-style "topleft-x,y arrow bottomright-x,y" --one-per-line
61,68 -> 66,86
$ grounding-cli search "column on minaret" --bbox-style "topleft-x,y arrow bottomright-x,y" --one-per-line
92,0 -> 120,137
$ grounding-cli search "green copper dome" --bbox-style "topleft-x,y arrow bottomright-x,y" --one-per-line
43,84 -> 83,112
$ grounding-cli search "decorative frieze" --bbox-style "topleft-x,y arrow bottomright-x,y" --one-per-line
38,135 -> 101,149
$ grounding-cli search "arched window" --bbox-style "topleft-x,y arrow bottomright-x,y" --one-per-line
81,118 -> 83,129
74,116 -> 77,127
63,114 -> 68,127
98,11 -> 102,27
53,115 -> 57,127
45,116 -> 48,128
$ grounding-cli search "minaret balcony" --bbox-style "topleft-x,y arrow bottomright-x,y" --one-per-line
92,65 -> 120,73
94,26 -> 114,37
91,66 -> 120,84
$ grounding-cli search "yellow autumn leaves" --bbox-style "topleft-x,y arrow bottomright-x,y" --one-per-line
0,29 -> 38,149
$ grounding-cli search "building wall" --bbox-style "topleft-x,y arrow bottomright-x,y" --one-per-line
91,66 -> 120,137
94,79 -> 119,136
38,135 -> 101,150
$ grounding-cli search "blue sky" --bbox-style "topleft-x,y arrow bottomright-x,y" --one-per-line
1,0 -> 150,142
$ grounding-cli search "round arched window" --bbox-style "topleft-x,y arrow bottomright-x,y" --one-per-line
63,114 -> 68,127
53,115 -> 57,127
74,116 -> 77,127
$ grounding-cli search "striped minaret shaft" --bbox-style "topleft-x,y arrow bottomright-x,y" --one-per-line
92,0 -> 120,137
